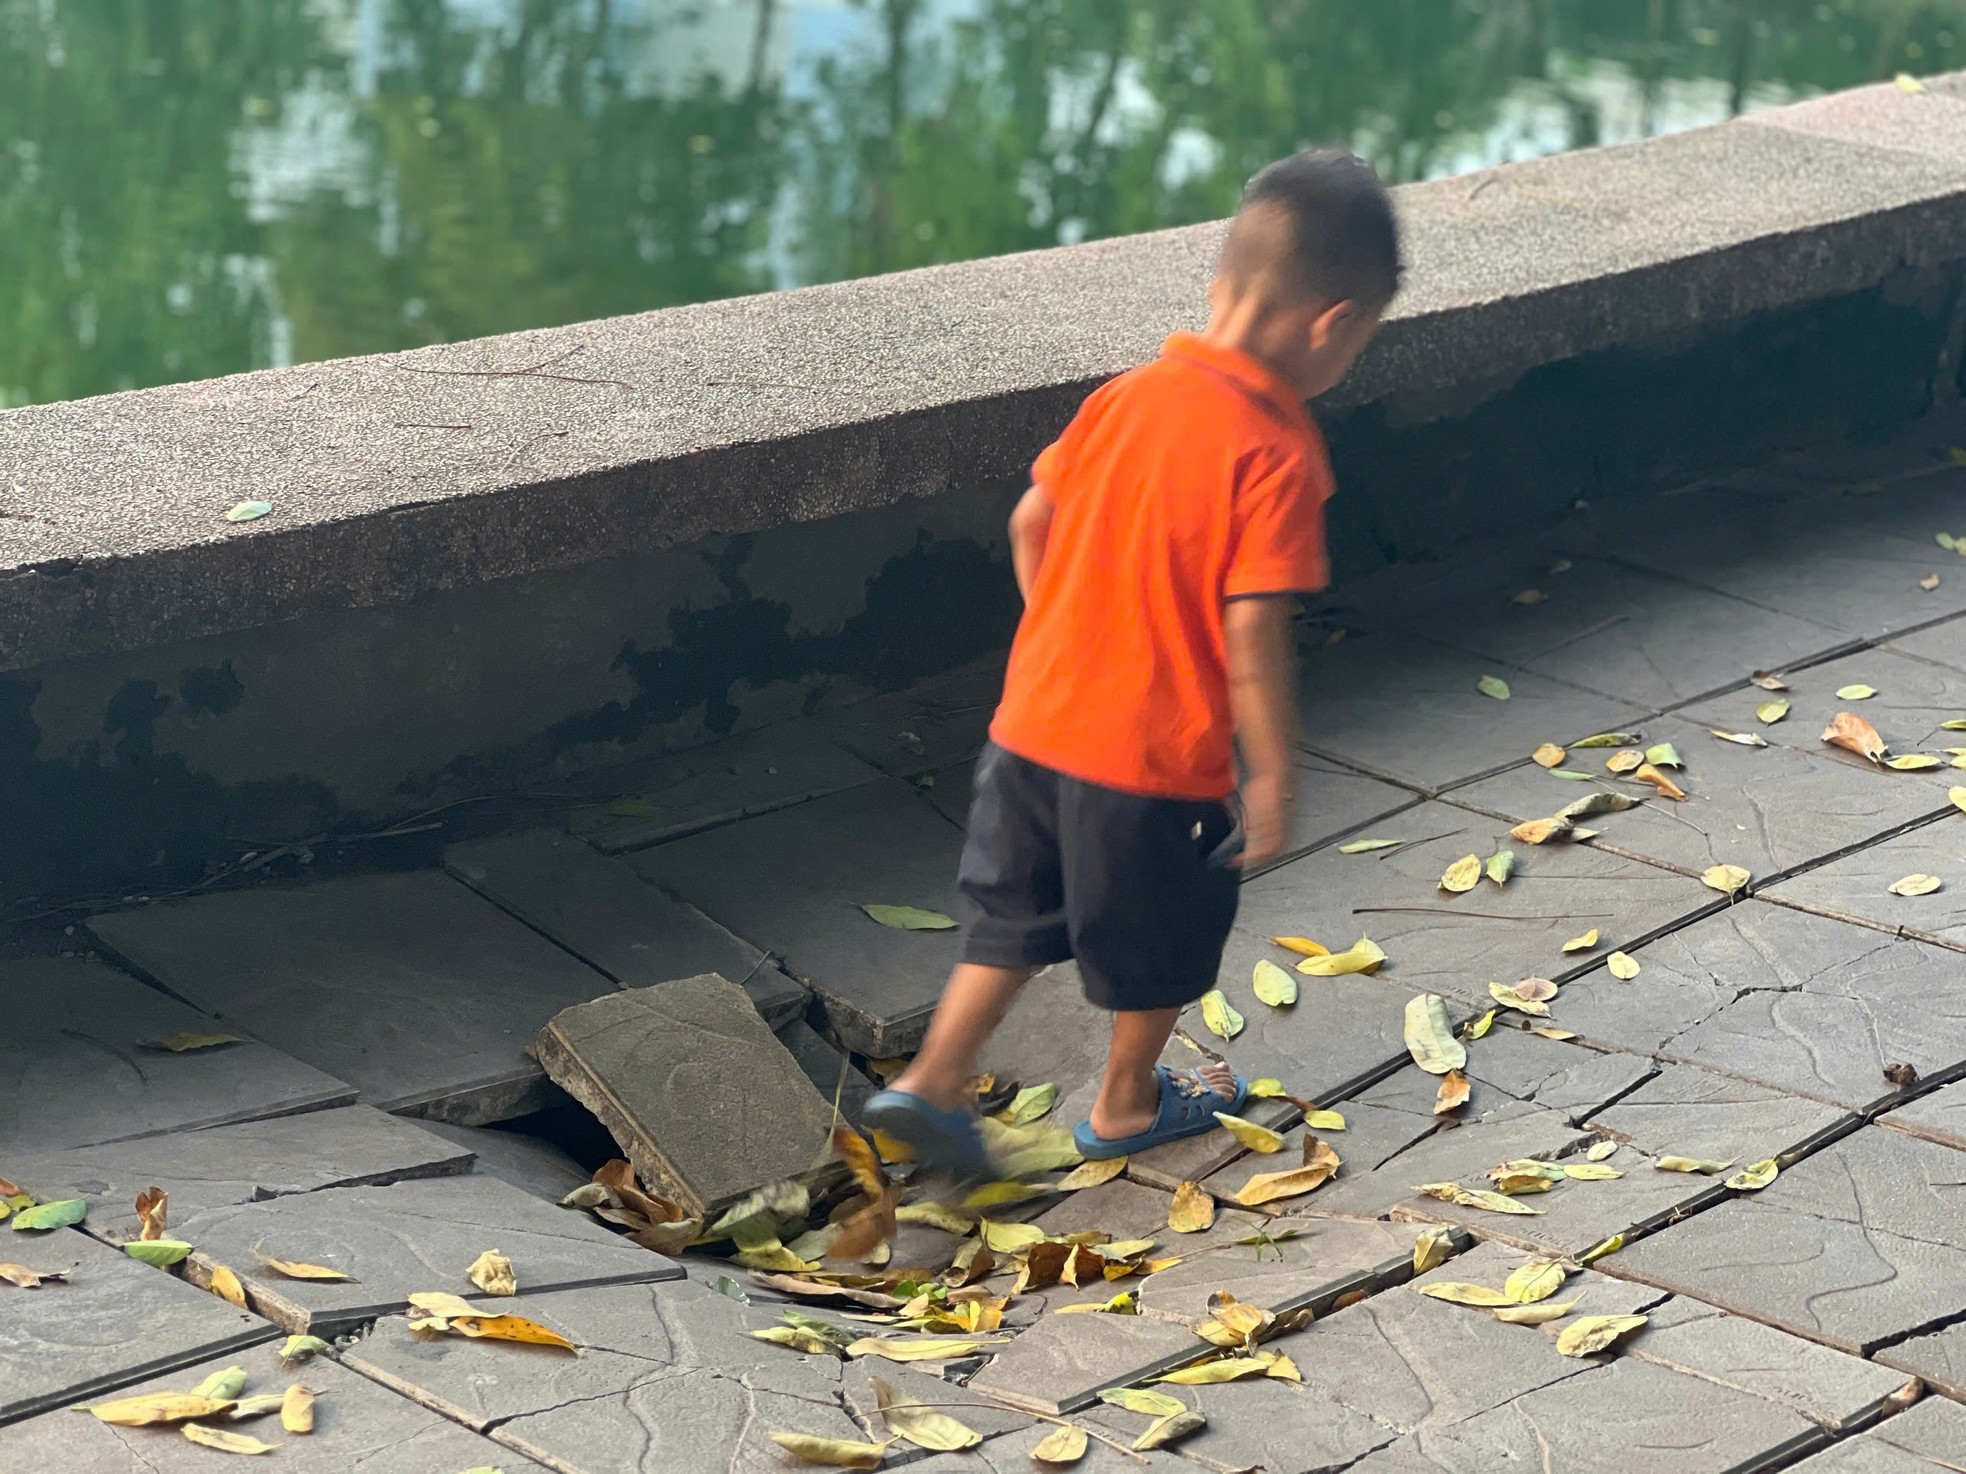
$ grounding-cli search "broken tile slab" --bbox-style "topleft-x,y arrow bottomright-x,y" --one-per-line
0,1228 -> 275,1425
408,1118 -> 593,1204
1290,630 -> 1651,792
533,974 -> 838,1217
87,871 -> 617,1124
1417,557 -> 1850,713
964,1301 -> 1201,1416
1079,1373 -> 1396,1474
1555,902 -> 1966,1112
819,654 -> 1006,778
627,778 -> 968,1056
170,1173 -> 677,1334
0,956 -> 354,1156
444,828 -> 805,1024
0,1343 -> 547,1470
776,1017 -> 878,1124
565,722 -> 883,852
1878,1314 -> 1966,1400
1451,711 -> 1947,882
5,1105 -> 473,1240
1767,816 -> 1966,954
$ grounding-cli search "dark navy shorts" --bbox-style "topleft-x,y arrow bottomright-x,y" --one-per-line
957,743 -> 1240,1012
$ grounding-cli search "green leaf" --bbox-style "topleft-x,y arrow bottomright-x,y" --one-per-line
859,904 -> 958,931
1337,837 -> 1402,853
1252,959 -> 1298,1008
1572,731 -> 1642,748
1199,990 -> 1244,1039
224,500 -> 272,523
124,1239 -> 194,1267
1835,684 -> 1877,701
10,1199 -> 85,1232
1643,743 -> 1683,769
1477,675 -> 1511,701
1402,994 -> 1466,1075
1098,1386 -> 1188,1418
1483,850 -> 1516,886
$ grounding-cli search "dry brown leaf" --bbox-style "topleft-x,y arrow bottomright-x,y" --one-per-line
279,1384 -> 315,1435
1433,1069 -> 1470,1116
1168,1181 -> 1216,1234
208,1264 -> 249,1309
593,1159 -> 685,1224
466,1249 -> 517,1297
1922,573 -> 1942,591
1632,763 -> 1687,801
1133,1410 -> 1205,1451
1750,671 -> 1788,691
832,1127 -> 887,1200
1822,711 -> 1888,763
1532,743 -> 1566,768
135,1187 -> 168,1242
1510,816 -> 1573,845
1418,1281 -> 1513,1307
826,1190 -> 899,1263
1605,749 -> 1644,774
0,1262 -> 70,1288
1234,1139 -> 1341,1206
1057,1157 -> 1128,1191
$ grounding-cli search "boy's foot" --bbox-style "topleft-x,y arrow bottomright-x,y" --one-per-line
1075,1063 -> 1248,1160
861,1089 -> 992,1180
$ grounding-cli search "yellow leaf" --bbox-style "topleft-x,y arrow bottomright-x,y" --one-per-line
1922,574 -> 1942,591
1412,1227 -> 1454,1274
996,1083 -> 1059,1127
1153,1357 -> 1268,1386
732,1241 -> 820,1273
1252,960 -> 1298,1008
1489,980 -> 1550,1017
1234,1140 -> 1341,1205
1490,1171 -> 1558,1195
1054,1291 -> 1135,1316
1645,743 -> 1684,770
408,1290 -> 479,1321
766,1431 -> 891,1468
1725,1158 -> 1779,1192
145,1031 -> 244,1052
209,1264 -> 249,1309
894,1201 -> 974,1233
870,1128 -> 913,1164
1056,1157 -> 1128,1191
1756,699 -> 1790,724
1031,1424 -> 1089,1464
753,1325 -> 841,1355
1168,1181 -> 1216,1234
1607,951 -> 1640,980
859,904 -> 957,931
1403,994 -> 1467,1075
832,1126 -> 888,1197
1885,754 -> 1942,771
465,1250 -> 516,1296
1433,1070 -> 1470,1116
1822,711 -> 1887,763
1655,1156 -> 1735,1175
447,1314 -> 578,1352
180,1424 -> 279,1455
1098,1387 -> 1187,1418
1531,1027 -> 1577,1040
1711,729 -> 1768,747
1504,1258 -> 1568,1304
1586,1138 -> 1618,1162
1494,1297 -> 1581,1325
1198,990 -> 1244,1040
1465,1008 -> 1497,1039
1477,675 -> 1511,700
279,1384 -> 315,1435
1578,1234 -> 1624,1266
252,1251 -> 353,1282
87,1394 -> 237,1427
1898,71 -> 1927,91
1555,1313 -> 1648,1357
1439,854 -> 1482,893
1511,817 -> 1573,845
1953,786 -> 1966,814
1295,936 -> 1387,976
1418,1281 -> 1513,1307
871,1375 -> 981,1450
278,1335 -> 330,1366
1195,1294 -> 1272,1346
844,1336 -> 1006,1363
1562,1162 -> 1622,1181
1632,763 -> 1686,801
1246,1078 -> 1284,1098
963,1181 -> 1041,1210
1214,1113 -> 1285,1153
1415,1183 -> 1545,1216
1836,684 -> 1877,701
1890,874 -> 1943,897
981,1221 -> 1045,1253
1702,863 -> 1750,895
1532,743 -> 1566,768
1305,1110 -> 1347,1130
1562,929 -> 1600,953
1133,1410 -> 1205,1451
1270,936 -> 1329,956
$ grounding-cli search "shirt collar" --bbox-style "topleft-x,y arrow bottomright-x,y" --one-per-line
1160,331 -> 1313,433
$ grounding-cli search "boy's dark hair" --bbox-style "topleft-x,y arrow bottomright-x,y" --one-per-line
1223,149 -> 1401,310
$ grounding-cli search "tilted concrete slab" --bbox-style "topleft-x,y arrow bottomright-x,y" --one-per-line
0,956 -> 354,1157
87,870 -> 617,1124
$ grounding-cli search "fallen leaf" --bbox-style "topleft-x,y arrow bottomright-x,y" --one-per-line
1702,863 -> 1751,895
1439,854 -> 1482,893
1404,994 -> 1467,1075
1836,684 -> 1878,701
1133,1410 -> 1205,1451
1578,1233 -> 1624,1265
1605,749 -> 1644,774
1555,1313 -> 1648,1357
844,1336 -> 1005,1363
1196,1293 -> 1274,1347
859,904 -> 957,931
1477,675 -> 1511,701
1504,1258 -> 1568,1304
1941,534 -> 1958,551
1056,1157 -> 1128,1191
0,1262 -> 68,1287
1295,936 -> 1387,976
871,1375 -> 981,1451
1823,712 -> 1887,763
1420,1281 -> 1512,1307
1563,1162 -> 1623,1181
208,1264 -> 249,1309
1890,874 -> 1943,896
1031,1423 -> 1089,1464
628,1216 -> 703,1255
1756,699 -> 1790,725
279,1336 -> 330,1366
1412,1227 -> 1454,1274
1055,1291 -> 1135,1316
1490,1170 -> 1559,1195
1465,1008 -> 1497,1039
1530,1026 -> 1577,1040
1199,990 -> 1244,1039
1484,850 -> 1516,886
180,1424 -> 278,1455
1168,1182 -> 1216,1233
223,1394 -> 286,1421
1513,588 -> 1546,606
11,1199 -> 85,1232
124,1239 -> 194,1267
1488,980 -> 1551,1016
1532,743 -> 1566,768
1954,786 -> 1966,814
1252,959 -> 1298,1008
1557,791 -> 1640,820
1574,731 -> 1643,748
1214,1113 -> 1285,1153
1305,1110 -> 1347,1130
1415,1183 -> 1545,1215
1246,1078 -> 1284,1098
1655,1156 -> 1735,1174
280,1384 -> 315,1435
1725,1159 -> 1780,1192
1434,1070 -> 1471,1115
252,1250 -> 353,1282
1338,838 -> 1403,854
1562,929 -> 1600,953
1632,763 -> 1687,801
1157,1357 -> 1270,1385
1098,1387 -> 1187,1418
1923,574 -> 1943,591
1750,671 -> 1789,691
767,1431 -> 890,1468
1607,951 -> 1640,980
1710,729 -> 1769,747
1495,1297 -> 1581,1325
560,1182 -> 610,1209
88,1394 -> 236,1427
1547,769 -> 1596,780
996,1083 -> 1059,1127
1645,744 -> 1683,771
135,1187 -> 169,1241
466,1250 -> 516,1296
1269,938 -> 1330,961
1235,1140 -> 1342,1206
1898,71 -> 1928,92
144,1031 -> 244,1052
444,1313 -> 579,1351
224,500 -> 273,524
753,1325 -> 845,1356
1886,754 -> 1942,771
1511,817 -> 1572,845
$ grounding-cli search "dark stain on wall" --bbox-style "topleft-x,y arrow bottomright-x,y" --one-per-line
179,659 -> 245,718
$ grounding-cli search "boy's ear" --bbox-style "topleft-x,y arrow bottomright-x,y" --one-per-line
1307,298 -> 1359,351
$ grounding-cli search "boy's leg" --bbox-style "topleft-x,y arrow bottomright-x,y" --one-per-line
889,961 -> 1033,1112
1088,1007 -> 1238,1141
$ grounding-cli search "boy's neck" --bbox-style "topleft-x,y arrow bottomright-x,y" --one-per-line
1199,292 -> 1310,398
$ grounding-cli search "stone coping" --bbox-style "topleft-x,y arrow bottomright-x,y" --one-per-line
1,75 -> 1963,672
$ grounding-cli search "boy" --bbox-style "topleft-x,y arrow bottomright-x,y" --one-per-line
865,150 -> 1401,1171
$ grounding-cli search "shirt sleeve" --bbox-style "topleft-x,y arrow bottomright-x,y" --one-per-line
1224,443 -> 1334,598
1031,377 -> 1119,496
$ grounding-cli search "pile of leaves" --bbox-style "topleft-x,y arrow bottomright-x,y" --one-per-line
81,1364 -> 319,1455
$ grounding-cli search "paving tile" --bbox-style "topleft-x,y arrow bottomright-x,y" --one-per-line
1554,903 -> 1966,1112
1079,1373 -> 1395,1474
1767,816 -> 1966,954
964,1303 -> 1201,1416
0,956 -> 354,1156
1459,1027 -> 1656,1121
1133,1214 -> 1421,1323
87,872 -> 617,1124
0,1228 -> 275,1425
170,1173 -> 677,1334
1417,557 -> 1849,713
839,1360 -> 1036,1445
1881,1077 -> 1966,1153
1291,630 -> 1650,792
1265,749 -> 1424,869
819,654 -> 1005,778
5,1105 -> 473,1240
1589,1062 -> 1852,1166
627,779 -> 968,1055
565,722 -> 882,851
1876,1318 -> 1966,1400
408,1118 -> 594,1204
0,1342 -> 545,1469
979,961 -> 1119,1116
1452,712 -> 1945,881
444,828 -> 805,1024
1883,607 -> 1966,672
776,1017 -> 879,1123
918,755 -> 976,828
1786,1397 -> 1966,1473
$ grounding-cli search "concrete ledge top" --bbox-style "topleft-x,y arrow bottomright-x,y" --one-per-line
3,74 -> 1965,670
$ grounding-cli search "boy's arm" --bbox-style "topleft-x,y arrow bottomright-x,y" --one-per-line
1008,485 -> 1055,602
1224,594 -> 1296,869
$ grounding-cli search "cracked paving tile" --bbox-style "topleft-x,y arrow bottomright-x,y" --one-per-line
908,1425 -> 1201,1471
1459,1028 -> 1657,1121
1881,1076 -> 1966,1154
1877,1312 -> 1966,1401
1749,1125 -> 1966,1248
1786,1395 -> 1966,1473
1768,815 -> 1966,955
1079,1372 -> 1395,1474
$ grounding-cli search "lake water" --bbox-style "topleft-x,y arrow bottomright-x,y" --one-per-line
3,0 -> 1960,407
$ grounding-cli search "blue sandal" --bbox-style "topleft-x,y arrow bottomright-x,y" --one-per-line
1073,1066 -> 1250,1160
861,1090 -> 992,1179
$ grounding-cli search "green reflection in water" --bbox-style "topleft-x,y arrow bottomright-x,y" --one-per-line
2,0 -> 1960,406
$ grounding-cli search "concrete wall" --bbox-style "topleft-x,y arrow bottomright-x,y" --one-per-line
4,76 -> 1966,905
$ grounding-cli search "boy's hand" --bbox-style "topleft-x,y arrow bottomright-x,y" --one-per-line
1238,772 -> 1291,870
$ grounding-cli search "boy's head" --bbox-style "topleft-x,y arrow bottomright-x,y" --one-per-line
1209,149 -> 1401,398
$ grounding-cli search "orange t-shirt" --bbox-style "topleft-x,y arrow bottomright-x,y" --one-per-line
990,331 -> 1333,800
